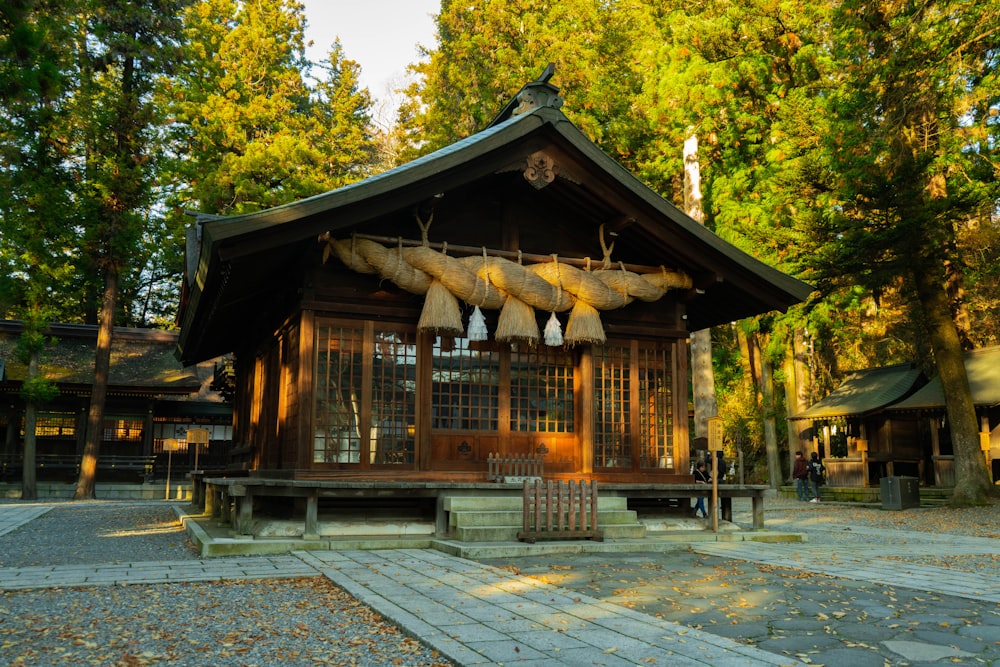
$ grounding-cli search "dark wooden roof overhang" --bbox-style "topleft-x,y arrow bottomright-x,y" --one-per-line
177,106 -> 812,365
790,364 -> 925,421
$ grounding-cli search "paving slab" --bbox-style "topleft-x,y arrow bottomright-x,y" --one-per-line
296,548 -> 806,666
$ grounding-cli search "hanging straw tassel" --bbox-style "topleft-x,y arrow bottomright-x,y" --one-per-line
565,300 -> 606,345
543,312 -> 563,346
466,247 -> 491,342
418,279 -> 464,336
467,305 -> 488,341
495,296 -> 539,345
544,255 -> 565,346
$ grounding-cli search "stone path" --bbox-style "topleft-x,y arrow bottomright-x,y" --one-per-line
692,536 -> 1000,603
3,500 -> 999,666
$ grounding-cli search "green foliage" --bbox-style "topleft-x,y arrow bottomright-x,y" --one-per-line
160,0 -> 377,218
399,0 -> 659,170
20,374 -> 59,403
0,0 -> 83,322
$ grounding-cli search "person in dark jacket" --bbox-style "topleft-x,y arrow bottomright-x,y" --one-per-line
693,461 -> 710,518
808,452 -> 825,502
792,452 -> 810,501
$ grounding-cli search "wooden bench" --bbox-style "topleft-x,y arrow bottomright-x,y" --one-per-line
610,484 -> 770,530
3,454 -> 156,482
36,454 -> 80,478
100,455 -> 157,482
518,479 -> 604,543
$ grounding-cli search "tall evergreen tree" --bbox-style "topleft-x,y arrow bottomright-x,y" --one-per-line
398,0 -> 658,169
71,0 -> 190,500
0,0 -> 80,498
160,0 -> 376,218
812,0 -> 999,504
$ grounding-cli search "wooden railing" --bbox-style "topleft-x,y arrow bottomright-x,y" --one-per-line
0,454 -> 156,482
518,479 -> 603,543
487,452 -> 544,482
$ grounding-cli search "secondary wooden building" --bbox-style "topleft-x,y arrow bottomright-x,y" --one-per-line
791,346 -> 1000,488
177,73 -> 811,487
0,321 -> 232,482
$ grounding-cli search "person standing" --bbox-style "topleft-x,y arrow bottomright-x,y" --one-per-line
693,461 -> 710,518
808,452 -> 825,502
792,452 -> 810,501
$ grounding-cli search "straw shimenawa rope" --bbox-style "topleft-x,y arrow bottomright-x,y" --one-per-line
320,232 -> 692,345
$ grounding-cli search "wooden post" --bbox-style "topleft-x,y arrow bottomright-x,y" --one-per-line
707,417 -> 723,533
163,438 -> 180,500
304,495 -> 319,539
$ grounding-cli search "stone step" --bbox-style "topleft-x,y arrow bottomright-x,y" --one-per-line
450,508 -> 640,528
454,522 -> 646,543
443,494 -> 629,512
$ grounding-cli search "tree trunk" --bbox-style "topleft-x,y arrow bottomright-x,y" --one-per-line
684,133 -> 717,438
760,341 -> 780,490
74,268 -> 118,500
20,351 -> 39,501
913,264 -> 993,504
783,326 -> 813,480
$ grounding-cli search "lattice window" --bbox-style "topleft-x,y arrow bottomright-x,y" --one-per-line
369,330 -> 417,464
33,413 -> 77,438
510,343 -> 574,433
594,345 -> 630,467
102,416 -> 143,442
431,336 -> 499,431
638,346 -> 673,469
314,326 -> 365,463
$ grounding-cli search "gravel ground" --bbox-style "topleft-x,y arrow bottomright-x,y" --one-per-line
0,501 -> 453,667
0,501 -> 198,568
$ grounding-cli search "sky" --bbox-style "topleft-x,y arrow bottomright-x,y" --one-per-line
300,0 -> 440,123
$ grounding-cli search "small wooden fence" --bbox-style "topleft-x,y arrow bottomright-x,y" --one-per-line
487,452 -> 544,482
518,479 -> 603,543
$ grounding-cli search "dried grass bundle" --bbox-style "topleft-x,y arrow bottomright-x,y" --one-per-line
565,300 -> 606,346
495,296 -> 539,345
417,279 -> 463,336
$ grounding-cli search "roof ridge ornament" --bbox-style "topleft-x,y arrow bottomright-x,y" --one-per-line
486,63 -> 564,128
513,63 -> 563,116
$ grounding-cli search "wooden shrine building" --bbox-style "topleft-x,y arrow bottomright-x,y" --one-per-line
177,72 -> 811,494
0,321 -> 232,484
790,347 -> 1000,489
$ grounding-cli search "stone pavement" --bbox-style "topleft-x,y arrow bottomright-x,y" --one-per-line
294,548 -> 802,666
0,503 -> 51,536
693,533 -> 1000,603
2,500 -> 998,666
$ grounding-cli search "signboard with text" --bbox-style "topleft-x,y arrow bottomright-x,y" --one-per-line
707,417 -> 724,452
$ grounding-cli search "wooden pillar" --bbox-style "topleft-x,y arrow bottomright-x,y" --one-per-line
416,333 -> 433,471
75,401 -> 88,456
296,310 -> 315,470
674,337 -> 690,475
929,416 -> 942,486
751,493 -> 765,530
143,403 -> 154,457
579,346 -> 594,475
205,482 -> 218,517
3,406 -> 17,454
304,495 -> 319,539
